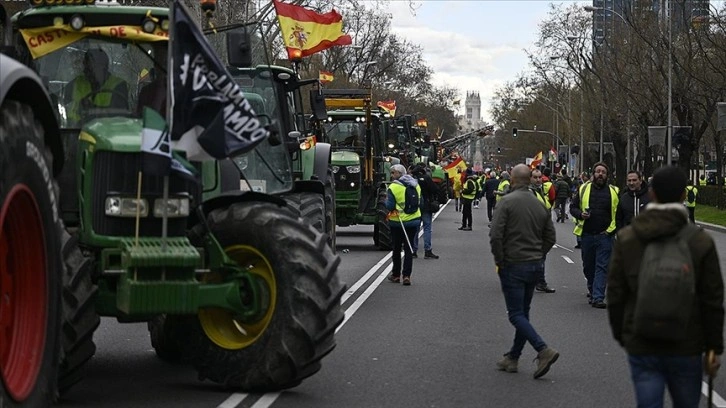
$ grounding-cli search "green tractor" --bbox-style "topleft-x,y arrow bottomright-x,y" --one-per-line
226,61 -> 336,251
2,1 -> 344,405
318,89 -> 399,249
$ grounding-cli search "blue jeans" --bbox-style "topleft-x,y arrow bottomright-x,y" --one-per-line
412,211 -> 432,253
580,233 -> 613,302
498,261 -> 547,359
628,354 -> 702,408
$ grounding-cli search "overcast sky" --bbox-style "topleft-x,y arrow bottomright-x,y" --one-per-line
385,0 -> 577,123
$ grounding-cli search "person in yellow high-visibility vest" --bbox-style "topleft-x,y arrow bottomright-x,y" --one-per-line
684,182 -> 698,223
530,168 -> 556,293
65,49 -> 129,126
570,162 -> 619,309
459,168 -> 477,231
699,174 -> 707,186
385,164 -> 422,286
495,171 -> 511,202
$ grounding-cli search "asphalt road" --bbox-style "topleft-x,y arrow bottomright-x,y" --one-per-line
60,201 -> 726,408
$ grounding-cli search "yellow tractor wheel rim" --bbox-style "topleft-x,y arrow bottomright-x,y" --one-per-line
198,245 -> 276,350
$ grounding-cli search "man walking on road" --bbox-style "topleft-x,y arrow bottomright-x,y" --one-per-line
615,170 -> 649,230
570,162 -> 619,309
490,164 -> 559,379
410,163 -> 440,259
385,164 -> 421,286
608,166 -> 723,408
530,168 -> 556,293
484,170 -> 499,223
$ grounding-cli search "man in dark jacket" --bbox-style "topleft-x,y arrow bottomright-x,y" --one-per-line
484,170 -> 500,222
410,163 -> 440,259
490,164 -> 558,379
553,174 -> 570,223
608,166 -> 723,408
615,170 -> 650,230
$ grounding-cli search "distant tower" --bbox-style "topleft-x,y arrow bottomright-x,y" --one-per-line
465,91 -> 481,128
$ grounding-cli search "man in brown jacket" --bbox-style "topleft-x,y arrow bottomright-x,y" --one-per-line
608,165 -> 723,408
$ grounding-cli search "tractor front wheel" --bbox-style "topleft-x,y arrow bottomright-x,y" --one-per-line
181,201 -> 345,391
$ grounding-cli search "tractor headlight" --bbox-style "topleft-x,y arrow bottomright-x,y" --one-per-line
105,197 -> 148,217
70,15 -> 85,31
153,197 -> 190,218
332,166 -> 339,173
346,165 -> 360,173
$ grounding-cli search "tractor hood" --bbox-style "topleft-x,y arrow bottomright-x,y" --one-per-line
331,150 -> 360,166
79,117 -> 143,153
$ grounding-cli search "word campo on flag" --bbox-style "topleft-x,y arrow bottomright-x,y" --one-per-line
178,52 -> 267,143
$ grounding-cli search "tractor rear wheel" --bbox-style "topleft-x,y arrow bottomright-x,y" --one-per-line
181,201 -> 345,391
375,189 -> 392,250
0,101 -> 63,406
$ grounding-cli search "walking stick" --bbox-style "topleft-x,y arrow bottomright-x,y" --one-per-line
708,350 -> 715,407
398,216 -> 414,254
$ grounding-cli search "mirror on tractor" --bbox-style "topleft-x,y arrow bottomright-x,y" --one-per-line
226,28 -> 252,68
310,89 -> 328,121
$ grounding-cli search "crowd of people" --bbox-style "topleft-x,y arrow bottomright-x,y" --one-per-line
382,159 -> 723,407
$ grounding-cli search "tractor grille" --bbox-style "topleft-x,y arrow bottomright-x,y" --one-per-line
91,151 -> 200,237
334,166 -> 362,192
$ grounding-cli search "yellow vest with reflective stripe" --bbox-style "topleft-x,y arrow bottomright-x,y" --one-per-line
572,182 -> 619,236
69,75 -> 125,122
388,182 -> 421,222
496,179 -> 510,202
462,179 -> 477,200
685,186 -> 698,207
531,188 -> 549,209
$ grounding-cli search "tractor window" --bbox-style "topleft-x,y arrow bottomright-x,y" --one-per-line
33,38 -> 156,129
324,120 -> 365,147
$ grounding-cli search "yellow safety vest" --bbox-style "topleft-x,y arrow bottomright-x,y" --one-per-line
496,179 -> 510,202
69,75 -> 125,122
699,178 -> 707,186
572,181 -> 619,236
531,188 -> 549,209
462,179 -> 477,200
685,185 -> 698,207
388,182 -> 421,222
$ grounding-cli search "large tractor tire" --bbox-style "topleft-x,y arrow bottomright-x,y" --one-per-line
281,192 -> 325,238
148,315 -> 183,363
375,190 -> 392,250
57,232 -> 99,394
181,201 -> 345,391
323,169 -> 337,252
0,100 -> 64,406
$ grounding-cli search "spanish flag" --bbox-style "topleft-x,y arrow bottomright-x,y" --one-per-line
273,0 -> 352,60
530,151 -> 543,169
377,100 -> 396,117
416,118 -> 428,127
319,70 -> 334,84
443,157 -> 468,179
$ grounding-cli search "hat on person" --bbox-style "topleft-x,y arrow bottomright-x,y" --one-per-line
466,168 -> 473,176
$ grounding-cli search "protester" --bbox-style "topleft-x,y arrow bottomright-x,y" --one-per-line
530,168 -> 556,293
484,170 -> 499,223
490,164 -> 558,378
410,163 -> 440,259
385,164 -> 421,286
570,162 -> 619,308
615,170 -> 650,230
453,168 -> 463,212
608,165 -> 723,408
685,180 -> 698,223
554,174 -> 570,223
459,168 -> 477,231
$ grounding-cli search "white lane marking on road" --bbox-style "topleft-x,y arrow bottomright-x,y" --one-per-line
338,264 -> 392,334
250,392 -> 282,408
554,243 -> 574,253
702,382 -> 726,407
342,253 -> 392,304
216,393 -> 247,408
562,256 -> 574,264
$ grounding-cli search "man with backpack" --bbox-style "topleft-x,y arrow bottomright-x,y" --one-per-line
385,164 -> 422,286
607,166 -> 723,408
685,181 -> 698,223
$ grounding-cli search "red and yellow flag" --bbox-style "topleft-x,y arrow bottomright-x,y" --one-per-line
443,157 -> 468,179
273,0 -> 352,60
530,151 -> 543,169
319,70 -> 334,84
377,100 -> 396,117
416,118 -> 428,127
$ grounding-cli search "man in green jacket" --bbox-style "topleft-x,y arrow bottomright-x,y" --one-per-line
608,166 -> 723,408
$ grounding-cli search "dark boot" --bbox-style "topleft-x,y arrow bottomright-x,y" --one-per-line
424,251 -> 439,259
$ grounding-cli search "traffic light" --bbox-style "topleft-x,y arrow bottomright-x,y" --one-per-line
512,127 -> 518,138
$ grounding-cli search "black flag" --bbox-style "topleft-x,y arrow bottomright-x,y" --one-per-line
169,1 -> 269,161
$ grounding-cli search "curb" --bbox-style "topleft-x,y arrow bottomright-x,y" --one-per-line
697,221 -> 726,235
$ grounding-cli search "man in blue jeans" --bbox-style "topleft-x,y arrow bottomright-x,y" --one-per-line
490,164 -> 558,379
410,163 -> 439,259
608,166 -> 723,407
570,162 -> 619,309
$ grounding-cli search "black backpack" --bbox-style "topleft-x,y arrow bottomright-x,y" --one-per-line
402,184 -> 420,214
633,224 -> 701,341
686,187 -> 696,204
